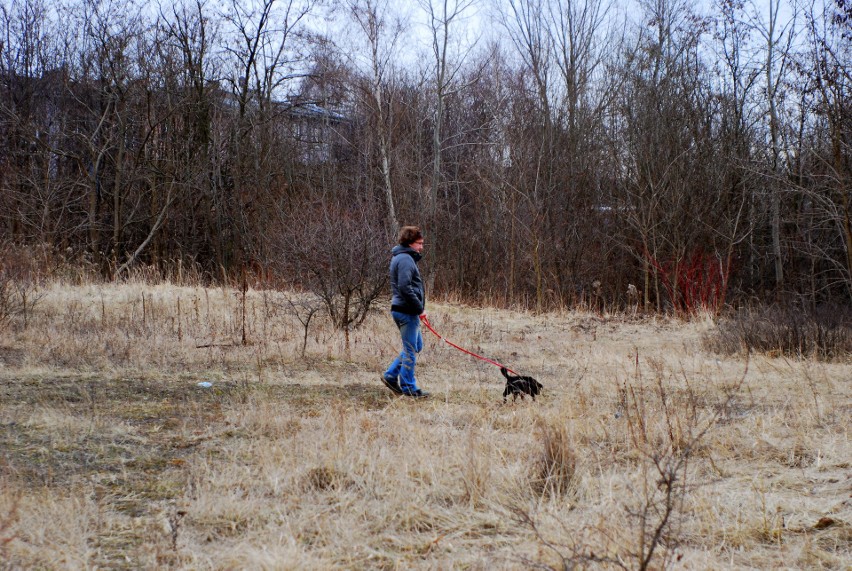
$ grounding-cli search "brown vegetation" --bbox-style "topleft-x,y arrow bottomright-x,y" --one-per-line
2,0 -> 851,311
0,276 -> 849,569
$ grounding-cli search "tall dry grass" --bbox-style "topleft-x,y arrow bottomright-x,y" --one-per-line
0,274 -> 849,569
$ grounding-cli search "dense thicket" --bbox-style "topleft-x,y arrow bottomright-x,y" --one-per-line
1,0 -> 850,312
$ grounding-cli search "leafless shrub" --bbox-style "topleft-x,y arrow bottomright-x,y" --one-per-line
703,304 -> 852,361
619,362 -> 745,569
268,198 -> 391,355
265,290 -> 323,358
0,244 -> 45,331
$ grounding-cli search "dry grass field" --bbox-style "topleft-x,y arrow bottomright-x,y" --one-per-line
0,278 -> 850,569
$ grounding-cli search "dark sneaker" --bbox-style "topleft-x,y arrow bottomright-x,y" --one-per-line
401,389 -> 429,399
380,376 -> 403,395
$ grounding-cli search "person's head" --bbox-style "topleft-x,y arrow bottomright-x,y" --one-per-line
398,226 -> 425,253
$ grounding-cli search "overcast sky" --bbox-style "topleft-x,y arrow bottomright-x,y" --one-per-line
323,0 -> 805,77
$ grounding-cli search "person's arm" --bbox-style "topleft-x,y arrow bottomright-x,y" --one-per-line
397,258 -> 424,314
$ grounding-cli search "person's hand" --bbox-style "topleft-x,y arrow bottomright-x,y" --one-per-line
419,312 -> 427,321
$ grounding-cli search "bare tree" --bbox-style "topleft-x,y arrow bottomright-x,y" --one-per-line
491,0 -> 625,310
220,0 -> 314,114
215,0 -> 317,271
749,0 -> 798,297
344,0 -> 407,232
548,0 -> 615,135
791,0 -> 852,301
495,0 -> 554,310
0,0 -> 79,248
418,0 -> 481,289
2,0 -> 850,311
711,0 -> 764,294
610,0 -> 737,313
47,0 -> 164,275
147,0 -> 220,269
499,0 -> 554,122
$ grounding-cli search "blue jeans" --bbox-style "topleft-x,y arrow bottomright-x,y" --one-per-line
384,311 -> 423,392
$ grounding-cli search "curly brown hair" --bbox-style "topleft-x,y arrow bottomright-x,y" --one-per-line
398,226 -> 423,246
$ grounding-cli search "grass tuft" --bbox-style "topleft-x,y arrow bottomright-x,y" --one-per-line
531,420 -> 577,498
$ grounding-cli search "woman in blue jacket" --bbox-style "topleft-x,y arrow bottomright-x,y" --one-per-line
381,226 -> 429,398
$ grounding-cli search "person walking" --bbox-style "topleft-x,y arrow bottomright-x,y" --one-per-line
381,226 -> 429,398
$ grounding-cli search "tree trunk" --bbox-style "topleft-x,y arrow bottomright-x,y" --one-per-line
765,0 -> 786,298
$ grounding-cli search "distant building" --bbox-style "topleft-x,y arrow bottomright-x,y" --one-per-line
277,101 -> 349,164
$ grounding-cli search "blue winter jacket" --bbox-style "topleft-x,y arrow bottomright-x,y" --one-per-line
389,245 -> 425,315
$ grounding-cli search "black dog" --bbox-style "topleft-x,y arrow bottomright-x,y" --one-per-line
500,367 -> 543,403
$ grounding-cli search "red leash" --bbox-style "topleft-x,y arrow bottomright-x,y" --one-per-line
419,314 -> 519,376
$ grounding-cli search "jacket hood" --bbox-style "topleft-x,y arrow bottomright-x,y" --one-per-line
391,244 -> 421,262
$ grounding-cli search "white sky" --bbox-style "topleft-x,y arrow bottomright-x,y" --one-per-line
321,0 -> 804,77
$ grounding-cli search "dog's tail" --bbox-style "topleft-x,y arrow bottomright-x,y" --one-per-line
500,367 -> 510,379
